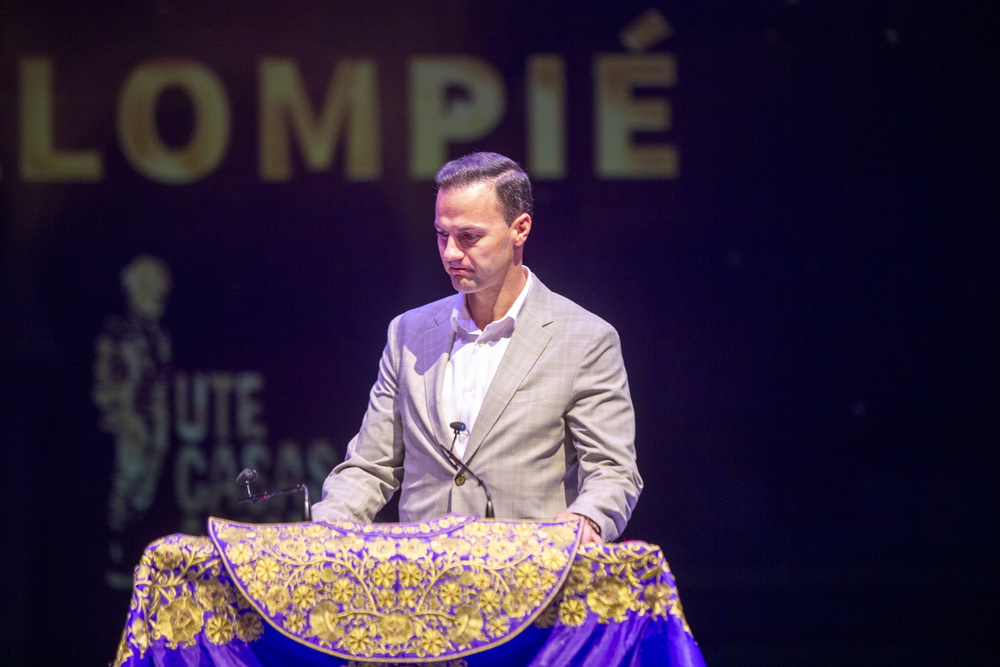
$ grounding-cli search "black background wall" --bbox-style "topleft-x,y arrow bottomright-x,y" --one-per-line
1,2 -> 997,665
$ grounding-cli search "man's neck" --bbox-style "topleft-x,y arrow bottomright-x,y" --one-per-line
466,266 -> 527,331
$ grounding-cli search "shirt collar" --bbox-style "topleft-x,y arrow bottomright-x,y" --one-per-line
450,266 -> 534,339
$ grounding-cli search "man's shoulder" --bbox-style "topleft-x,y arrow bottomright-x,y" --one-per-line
389,293 -> 454,332
530,277 -> 617,333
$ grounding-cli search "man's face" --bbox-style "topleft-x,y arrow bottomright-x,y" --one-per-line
434,183 -> 526,296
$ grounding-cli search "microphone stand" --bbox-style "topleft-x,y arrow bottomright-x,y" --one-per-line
437,422 -> 494,519
235,468 -> 312,521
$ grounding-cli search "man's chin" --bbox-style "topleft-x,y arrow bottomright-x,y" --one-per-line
451,276 -> 478,293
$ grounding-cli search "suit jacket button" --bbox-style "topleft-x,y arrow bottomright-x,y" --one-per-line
454,474 -> 466,486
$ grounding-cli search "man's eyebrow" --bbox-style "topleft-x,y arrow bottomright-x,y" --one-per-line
434,223 -> 487,233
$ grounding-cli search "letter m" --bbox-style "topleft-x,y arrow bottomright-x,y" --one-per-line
259,58 -> 380,181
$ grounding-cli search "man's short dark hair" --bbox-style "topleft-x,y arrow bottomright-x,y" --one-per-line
435,152 -> 533,226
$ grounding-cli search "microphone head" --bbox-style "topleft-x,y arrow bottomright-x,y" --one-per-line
449,421 -> 467,433
235,468 -> 258,485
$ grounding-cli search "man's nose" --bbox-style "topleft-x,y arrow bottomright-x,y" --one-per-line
442,236 -> 463,261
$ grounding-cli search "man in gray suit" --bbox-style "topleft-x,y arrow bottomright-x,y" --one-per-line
312,153 -> 641,544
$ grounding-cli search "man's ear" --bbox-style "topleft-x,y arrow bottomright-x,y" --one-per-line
511,213 -> 531,247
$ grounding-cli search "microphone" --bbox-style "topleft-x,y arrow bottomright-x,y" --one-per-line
436,421 -> 494,519
448,421 -> 466,452
236,468 -> 258,498
234,467 -> 312,522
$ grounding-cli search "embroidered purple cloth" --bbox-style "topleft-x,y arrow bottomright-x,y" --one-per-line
114,515 -> 705,666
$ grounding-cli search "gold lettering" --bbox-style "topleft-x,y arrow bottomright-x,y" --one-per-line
259,58 -> 381,181
19,57 -> 102,181
409,57 -> 506,178
594,54 -> 678,179
117,59 -> 230,183
527,55 -> 567,179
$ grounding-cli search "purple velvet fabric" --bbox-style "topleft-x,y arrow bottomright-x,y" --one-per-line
114,517 -> 704,667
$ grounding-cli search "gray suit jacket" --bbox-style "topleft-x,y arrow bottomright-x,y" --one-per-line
312,276 -> 642,540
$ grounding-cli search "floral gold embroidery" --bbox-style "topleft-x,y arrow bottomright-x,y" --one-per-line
398,539 -> 429,559
236,612 -> 264,641
228,542 -> 253,564
514,561 -> 540,587
285,612 -> 305,634
205,615 -> 233,644
264,586 -> 291,614
501,588 -> 529,618
371,561 -> 396,587
293,584 -> 316,607
439,581 -> 463,606
533,602 -> 559,628
420,629 -> 446,656
398,588 -> 418,608
308,601 -> 343,643
399,562 -> 423,586
549,540 -> 694,632
586,576 -> 631,622
152,544 -> 182,571
113,533 -> 265,666
209,515 -> 578,660
158,596 -> 203,645
379,613 -> 414,645
450,605 -> 484,645
345,627 -> 372,653
246,579 -> 267,599
486,615 -> 510,637
195,580 -> 229,609
330,578 -> 355,603
478,589 -> 501,613
643,582 -> 671,616
254,557 -> 280,582
368,537 -> 397,559
115,515 -> 698,666
375,587 -> 396,608
559,597 -> 587,626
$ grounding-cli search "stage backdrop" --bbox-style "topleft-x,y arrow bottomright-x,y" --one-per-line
1,2 -> 997,665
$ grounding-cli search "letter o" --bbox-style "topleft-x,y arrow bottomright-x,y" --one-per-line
117,59 -> 231,183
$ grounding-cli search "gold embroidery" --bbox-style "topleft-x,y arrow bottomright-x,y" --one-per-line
236,611 -> 264,641
346,627 -> 373,653
541,540 -> 694,632
205,615 -> 233,644
115,515 -> 697,666
286,611 -> 306,634
308,601 -> 343,642
534,602 -> 559,629
420,629 -> 447,655
558,597 -> 587,626
586,576 -> 631,622
210,515 -> 580,660
113,534 -> 265,666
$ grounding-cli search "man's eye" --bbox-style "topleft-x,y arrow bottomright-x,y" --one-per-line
436,230 -> 448,239
463,234 -> 480,242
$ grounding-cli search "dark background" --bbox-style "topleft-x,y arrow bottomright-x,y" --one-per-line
2,2 -> 997,665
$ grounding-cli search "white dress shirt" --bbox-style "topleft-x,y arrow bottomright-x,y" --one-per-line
441,267 -> 534,459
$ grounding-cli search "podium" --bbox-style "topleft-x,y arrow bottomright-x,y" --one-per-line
113,515 -> 705,666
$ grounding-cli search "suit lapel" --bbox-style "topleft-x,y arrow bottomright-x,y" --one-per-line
423,306 -> 455,449
464,278 -> 554,462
